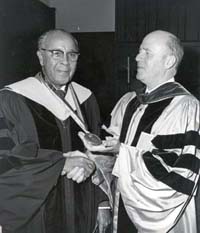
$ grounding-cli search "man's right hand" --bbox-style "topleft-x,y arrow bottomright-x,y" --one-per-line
78,131 -> 120,154
61,151 -> 95,183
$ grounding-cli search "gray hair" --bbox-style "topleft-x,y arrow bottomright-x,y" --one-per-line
37,29 -> 79,51
166,34 -> 184,69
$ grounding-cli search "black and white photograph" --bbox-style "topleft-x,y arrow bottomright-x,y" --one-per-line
0,1 -> 199,233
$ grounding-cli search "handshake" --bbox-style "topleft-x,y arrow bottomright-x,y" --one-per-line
62,150 -> 95,183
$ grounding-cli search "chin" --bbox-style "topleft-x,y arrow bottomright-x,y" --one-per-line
59,76 -> 72,84
136,75 -> 147,85
136,74 -> 142,81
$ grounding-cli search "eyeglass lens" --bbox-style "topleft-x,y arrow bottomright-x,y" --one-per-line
42,49 -> 79,61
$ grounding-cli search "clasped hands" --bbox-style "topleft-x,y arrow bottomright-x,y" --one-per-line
62,150 -> 95,183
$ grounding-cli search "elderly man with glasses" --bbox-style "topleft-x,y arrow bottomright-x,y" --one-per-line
0,29 -> 111,233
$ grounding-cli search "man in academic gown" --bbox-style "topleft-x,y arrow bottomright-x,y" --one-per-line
0,29 -> 111,233
79,30 -> 200,233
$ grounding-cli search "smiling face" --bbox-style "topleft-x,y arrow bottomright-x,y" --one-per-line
37,31 -> 79,88
135,31 -> 172,89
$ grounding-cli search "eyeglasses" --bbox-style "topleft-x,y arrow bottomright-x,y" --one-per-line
41,48 -> 80,62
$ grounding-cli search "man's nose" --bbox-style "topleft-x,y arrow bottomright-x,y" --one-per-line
135,53 -> 142,62
61,53 -> 70,64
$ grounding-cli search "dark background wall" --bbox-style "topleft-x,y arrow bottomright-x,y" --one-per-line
72,32 -> 115,120
0,0 -> 55,86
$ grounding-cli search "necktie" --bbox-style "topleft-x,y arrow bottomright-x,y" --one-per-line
55,89 -> 66,100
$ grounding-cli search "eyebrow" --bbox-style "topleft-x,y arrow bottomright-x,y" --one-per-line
48,49 -> 79,53
139,47 -> 148,51
141,47 -> 153,53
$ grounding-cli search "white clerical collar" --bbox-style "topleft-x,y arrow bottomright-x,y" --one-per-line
146,77 -> 175,94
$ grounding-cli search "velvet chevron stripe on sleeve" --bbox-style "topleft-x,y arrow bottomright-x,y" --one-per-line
152,130 -> 200,149
143,151 -> 197,195
143,130 -> 200,195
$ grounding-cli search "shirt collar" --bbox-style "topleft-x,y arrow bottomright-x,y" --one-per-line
37,72 -> 69,92
146,77 -> 175,94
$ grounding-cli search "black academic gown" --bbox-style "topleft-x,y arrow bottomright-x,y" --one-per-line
0,89 -> 105,233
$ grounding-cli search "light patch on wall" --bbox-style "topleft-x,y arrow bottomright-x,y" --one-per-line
49,0 -> 115,32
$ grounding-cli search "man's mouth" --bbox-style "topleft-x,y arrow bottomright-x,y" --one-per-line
58,70 -> 70,73
137,66 -> 143,71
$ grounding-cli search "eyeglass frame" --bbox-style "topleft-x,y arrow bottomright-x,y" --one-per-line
40,48 -> 80,62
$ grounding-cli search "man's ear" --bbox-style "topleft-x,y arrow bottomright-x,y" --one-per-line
165,54 -> 176,69
37,50 -> 44,66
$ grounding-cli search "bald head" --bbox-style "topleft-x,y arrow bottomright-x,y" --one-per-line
144,30 -> 184,68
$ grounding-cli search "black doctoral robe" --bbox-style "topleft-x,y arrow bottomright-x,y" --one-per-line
0,85 -> 105,233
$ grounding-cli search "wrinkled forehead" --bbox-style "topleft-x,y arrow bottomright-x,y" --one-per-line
45,32 -> 78,51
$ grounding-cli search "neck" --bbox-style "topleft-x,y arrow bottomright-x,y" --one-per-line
146,77 -> 175,93
42,75 -> 68,90
146,69 -> 176,91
